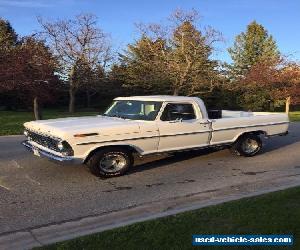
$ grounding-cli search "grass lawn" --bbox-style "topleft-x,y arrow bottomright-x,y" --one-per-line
38,186 -> 300,250
0,109 -> 99,136
289,111 -> 300,122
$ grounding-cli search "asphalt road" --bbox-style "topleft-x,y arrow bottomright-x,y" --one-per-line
0,122 -> 300,235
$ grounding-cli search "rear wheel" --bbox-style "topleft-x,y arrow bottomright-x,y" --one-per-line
86,147 -> 133,177
231,134 -> 262,157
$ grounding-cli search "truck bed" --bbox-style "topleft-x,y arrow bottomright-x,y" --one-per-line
209,110 -> 289,145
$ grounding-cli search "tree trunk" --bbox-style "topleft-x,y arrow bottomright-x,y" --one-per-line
173,87 -> 179,96
285,96 -> 291,113
69,87 -> 76,113
33,97 -> 42,120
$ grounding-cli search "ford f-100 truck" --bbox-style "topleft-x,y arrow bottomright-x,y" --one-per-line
23,96 -> 289,177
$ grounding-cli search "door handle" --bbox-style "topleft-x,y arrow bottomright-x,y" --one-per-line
199,121 -> 210,125
169,118 -> 182,123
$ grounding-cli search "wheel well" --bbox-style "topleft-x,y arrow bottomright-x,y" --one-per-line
248,130 -> 266,136
235,130 -> 266,141
83,145 -> 139,164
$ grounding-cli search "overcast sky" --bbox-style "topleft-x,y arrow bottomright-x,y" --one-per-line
0,0 -> 299,62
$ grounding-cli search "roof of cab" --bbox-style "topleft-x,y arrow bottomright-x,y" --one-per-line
114,95 -> 200,102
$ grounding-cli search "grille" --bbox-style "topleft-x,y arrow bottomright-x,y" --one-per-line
27,130 -> 60,152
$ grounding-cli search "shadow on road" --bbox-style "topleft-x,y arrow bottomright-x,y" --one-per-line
130,147 -> 222,174
261,122 -> 300,153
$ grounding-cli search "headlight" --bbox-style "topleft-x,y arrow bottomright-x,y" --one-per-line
24,130 -> 29,137
57,140 -> 74,156
57,141 -> 64,151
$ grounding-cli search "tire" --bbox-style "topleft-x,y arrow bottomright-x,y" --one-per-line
86,147 -> 133,178
230,134 -> 262,157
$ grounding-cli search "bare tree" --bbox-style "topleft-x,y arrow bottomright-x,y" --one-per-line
38,14 -> 112,112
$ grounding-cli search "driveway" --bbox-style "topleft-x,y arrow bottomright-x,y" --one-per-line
0,122 -> 300,238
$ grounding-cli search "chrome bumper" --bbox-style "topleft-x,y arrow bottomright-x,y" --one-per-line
22,140 -> 82,164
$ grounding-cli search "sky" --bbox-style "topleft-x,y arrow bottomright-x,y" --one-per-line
0,0 -> 299,63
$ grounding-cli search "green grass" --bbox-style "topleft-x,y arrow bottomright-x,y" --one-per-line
289,111 -> 300,122
0,109 -> 99,136
38,186 -> 300,250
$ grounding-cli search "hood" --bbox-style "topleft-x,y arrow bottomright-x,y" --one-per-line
24,115 -> 140,139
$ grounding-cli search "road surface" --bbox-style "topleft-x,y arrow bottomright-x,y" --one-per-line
0,122 -> 300,236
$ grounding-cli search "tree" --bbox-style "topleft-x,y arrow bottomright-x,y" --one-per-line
119,36 -> 171,94
119,9 -> 222,96
169,19 -> 219,95
72,58 -> 105,108
278,63 -> 300,112
0,18 -> 18,50
108,64 -> 133,97
237,58 -> 300,112
38,14 -> 112,112
0,37 -> 58,119
226,21 -> 282,110
0,18 -> 19,110
228,21 -> 280,77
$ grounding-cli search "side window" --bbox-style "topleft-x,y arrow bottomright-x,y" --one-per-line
161,103 -> 196,121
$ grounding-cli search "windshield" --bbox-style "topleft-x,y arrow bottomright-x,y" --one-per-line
103,100 -> 162,121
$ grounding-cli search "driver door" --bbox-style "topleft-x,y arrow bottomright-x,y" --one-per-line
156,102 -> 210,152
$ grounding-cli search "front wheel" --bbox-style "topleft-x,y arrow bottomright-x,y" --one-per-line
86,147 -> 133,177
231,134 -> 262,157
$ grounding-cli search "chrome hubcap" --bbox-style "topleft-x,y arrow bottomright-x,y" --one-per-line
99,153 -> 127,172
242,138 -> 259,154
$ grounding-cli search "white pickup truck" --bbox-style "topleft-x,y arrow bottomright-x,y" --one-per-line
23,95 -> 289,177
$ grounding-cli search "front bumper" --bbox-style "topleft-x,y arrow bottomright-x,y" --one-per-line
22,140 -> 82,164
